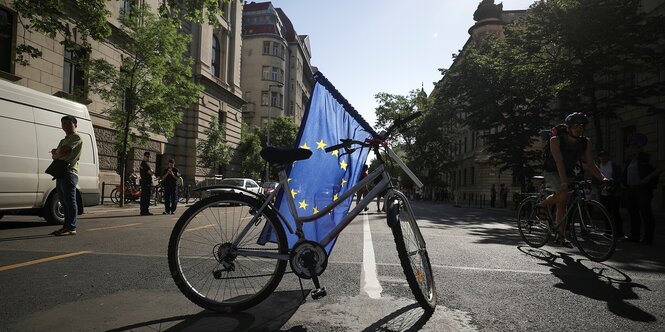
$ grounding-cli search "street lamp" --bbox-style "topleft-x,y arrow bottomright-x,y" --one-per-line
265,83 -> 283,181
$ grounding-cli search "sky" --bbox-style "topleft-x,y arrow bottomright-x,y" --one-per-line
267,0 -> 537,128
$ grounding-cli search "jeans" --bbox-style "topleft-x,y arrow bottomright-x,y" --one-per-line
623,188 -> 655,242
56,173 -> 78,230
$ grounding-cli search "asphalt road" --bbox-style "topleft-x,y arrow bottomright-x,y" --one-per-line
1,201 -> 664,331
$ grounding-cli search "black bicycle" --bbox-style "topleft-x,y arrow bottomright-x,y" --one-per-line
517,176 -> 617,262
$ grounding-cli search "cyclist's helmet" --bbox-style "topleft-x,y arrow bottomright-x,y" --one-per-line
627,132 -> 647,147
564,112 -> 589,125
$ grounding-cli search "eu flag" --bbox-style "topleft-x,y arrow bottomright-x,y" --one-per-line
276,72 -> 377,253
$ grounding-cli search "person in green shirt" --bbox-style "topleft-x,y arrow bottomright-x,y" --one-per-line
50,115 -> 83,236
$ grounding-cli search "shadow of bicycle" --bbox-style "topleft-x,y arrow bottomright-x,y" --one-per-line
360,303 -> 433,332
518,246 -> 656,322
107,290 -> 308,332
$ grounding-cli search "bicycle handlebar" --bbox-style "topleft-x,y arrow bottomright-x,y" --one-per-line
324,112 -> 422,153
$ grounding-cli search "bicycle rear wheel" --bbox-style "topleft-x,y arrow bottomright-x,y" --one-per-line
387,194 -> 437,312
109,188 -> 118,204
571,200 -> 616,262
517,197 -> 551,248
168,193 -> 288,313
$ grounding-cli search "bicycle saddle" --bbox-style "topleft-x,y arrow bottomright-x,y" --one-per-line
260,147 -> 312,164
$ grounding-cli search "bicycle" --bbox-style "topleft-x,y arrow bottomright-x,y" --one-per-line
109,181 -> 141,205
517,176 -> 617,262
167,113 -> 437,313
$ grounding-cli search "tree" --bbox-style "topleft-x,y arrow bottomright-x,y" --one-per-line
238,117 -> 299,181
197,115 -> 232,175
509,0 -> 665,149
10,0 -> 227,65
85,4 -> 203,204
237,123 -> 263,180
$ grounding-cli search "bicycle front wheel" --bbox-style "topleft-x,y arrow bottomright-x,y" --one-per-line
517,197 -> 550,248
168,193 -> 288,313
571,200 -> 616,262
387,194 -> 437,312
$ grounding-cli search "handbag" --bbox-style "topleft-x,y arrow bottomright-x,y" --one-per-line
45,159 -> 70,179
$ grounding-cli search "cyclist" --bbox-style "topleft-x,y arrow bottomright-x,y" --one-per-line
539,112 -> 608,247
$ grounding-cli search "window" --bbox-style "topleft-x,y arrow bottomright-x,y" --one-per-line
263,41 -> 270,55
262,66 -> 270,80
271,67 -> 279,81
270,91 -> 278,107
0,7 -> 13,73
211,35 -> 220,77
261,91 -> 269,106
272,42 -> 279,56
63,48 -> 87,99
470,167 -> 475,185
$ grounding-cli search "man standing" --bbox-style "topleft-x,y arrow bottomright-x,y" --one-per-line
622,133 -> 665,245
597,150 -> 624,239
490,184 -> 496,207
161,159 -> 181,214
50,115 -> 83,236
140,151 -> 154,216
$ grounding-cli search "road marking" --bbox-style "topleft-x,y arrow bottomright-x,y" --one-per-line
0,251 -> 92,272
87,223 -> 142,231
186,224 -> 215,232
360,212 -> 383,299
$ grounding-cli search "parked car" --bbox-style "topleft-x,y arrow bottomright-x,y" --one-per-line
204,178 -> 261,197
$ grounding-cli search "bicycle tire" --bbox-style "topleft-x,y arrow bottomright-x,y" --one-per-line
517,197 -> 550,248
109,188 -> 118,204
387,195 -> 437,312
168,193 -> 288,313
571,200 -> 616,262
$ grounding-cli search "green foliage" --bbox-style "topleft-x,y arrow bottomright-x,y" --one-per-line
10,0 -> 230,65
197,115 -> 232,172
86,4 -> 203,154
238,123 -> 264,180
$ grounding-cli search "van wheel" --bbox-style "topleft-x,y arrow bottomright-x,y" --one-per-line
44,193 -> 65,225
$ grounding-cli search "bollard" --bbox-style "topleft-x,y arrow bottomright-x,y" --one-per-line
101,181 -> 105,204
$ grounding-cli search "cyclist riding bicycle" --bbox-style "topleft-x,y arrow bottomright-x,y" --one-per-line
539,112 -> 608,248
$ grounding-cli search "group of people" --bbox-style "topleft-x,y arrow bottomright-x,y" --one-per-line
538,112 -> 664,247
490,184 -> 510,208
139,152 -> 182,216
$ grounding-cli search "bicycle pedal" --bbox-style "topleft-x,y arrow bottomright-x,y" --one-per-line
311,287 -> 327,299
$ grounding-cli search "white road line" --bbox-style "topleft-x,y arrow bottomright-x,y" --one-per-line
361,212 -> 383,298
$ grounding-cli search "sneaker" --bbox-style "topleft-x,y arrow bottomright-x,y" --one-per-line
52,228 -> 76,236
170,211 -> 175,214
141,212 -> 154,216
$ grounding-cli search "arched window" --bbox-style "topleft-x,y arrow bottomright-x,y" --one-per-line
212,35 -> 220,77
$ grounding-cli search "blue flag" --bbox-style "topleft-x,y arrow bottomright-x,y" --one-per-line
275,72 -> 377,253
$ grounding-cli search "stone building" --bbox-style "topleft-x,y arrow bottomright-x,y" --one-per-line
0,0 -> 245,187
240,1 -> 314,131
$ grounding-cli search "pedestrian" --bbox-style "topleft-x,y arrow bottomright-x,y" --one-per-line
356,165 -> 369,211
374,175 -> 387,212
500,184 -> 508,208
526,179 -> 536,193
490,184 -> 496,207
621,133 -> 665,245
140,151 -> 154,216
161,159 -> 181,215
597,150 -> 624,239
49,115 -> 83,236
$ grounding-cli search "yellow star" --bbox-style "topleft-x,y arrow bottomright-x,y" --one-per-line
291,188 -> 297,198
331,150 -> 339,157
300,143 -> 311,150
299,200 -> 308,210
333,193 -> 338,201
340,160 -> 348,170
313,207 -> 319,214
341,178 -> 347,187
316,139 -> 327,150
288,178 -> 292,182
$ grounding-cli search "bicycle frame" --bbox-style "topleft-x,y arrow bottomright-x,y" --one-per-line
232,145 -> 424,257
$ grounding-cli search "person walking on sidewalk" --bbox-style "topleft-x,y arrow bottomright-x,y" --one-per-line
622,133 -> 665,245
597,150 -> 624,239
490,184 -> 497,208
139,151 -> 154,216
50,115 -> 83,236
161,159 -> 181,215
499,184 -> 508,208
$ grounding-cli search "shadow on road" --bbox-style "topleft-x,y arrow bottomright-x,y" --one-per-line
107,290 -> 308,332
360,303 -> 433,332
519,246 -> 656,322
0,221 -> 51,230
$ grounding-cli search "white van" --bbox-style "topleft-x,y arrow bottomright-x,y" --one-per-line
0,79 -> 100,224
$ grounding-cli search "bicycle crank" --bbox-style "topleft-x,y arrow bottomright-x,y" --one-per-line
290,240 -> 328,299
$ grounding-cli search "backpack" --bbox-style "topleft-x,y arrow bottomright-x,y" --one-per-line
541,124 -> 568,172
